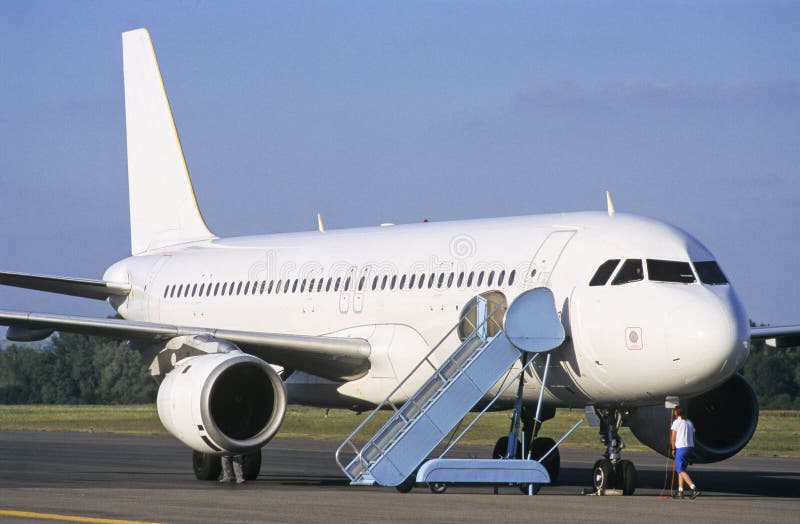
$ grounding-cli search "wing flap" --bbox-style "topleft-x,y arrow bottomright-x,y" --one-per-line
0,271 -> 131,300
0,310 -> 370,381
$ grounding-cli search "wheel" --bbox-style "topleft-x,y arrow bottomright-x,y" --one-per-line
192,450 -> 222,481
395,475 -> 415,493
529,437 -> 560,485
617,459 -> 637,495
241,449 -> 262,481
429,482 -> 447,494
492,436 -> 522,459
592,459 -> 614,492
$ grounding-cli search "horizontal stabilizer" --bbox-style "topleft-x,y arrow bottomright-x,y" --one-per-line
0,271 -> 131,301
0,309 -> 371,381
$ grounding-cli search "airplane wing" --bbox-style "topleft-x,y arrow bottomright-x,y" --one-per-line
750,325 -> 800,348
0,310 -> 370,381
0,271 -> 130,300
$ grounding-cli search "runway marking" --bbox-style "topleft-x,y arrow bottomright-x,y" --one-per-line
0,509 -> 165,524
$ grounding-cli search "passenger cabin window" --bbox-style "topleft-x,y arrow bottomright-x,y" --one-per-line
509,270 -> 516,286
400,275 -> 406,289
694,261 -> 729,285
498,270 -> 505,286
647,260 -> 695,284
611,259 -> 644,285
358,277 -> 365,291
589,259 -> 621,286
409,274 -> 416,288
457,272 -> 464,288
390,275 -> 397,289
467,272 -> 474,287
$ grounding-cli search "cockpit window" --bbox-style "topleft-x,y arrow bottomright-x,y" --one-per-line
611,259 -> 644,285
694,261 -> 729,285
647,260 -> 696,284
589,259 -> 620,286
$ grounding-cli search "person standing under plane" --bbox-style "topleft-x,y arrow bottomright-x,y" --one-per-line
220,454 -> 245,484
670,407 -> 701,499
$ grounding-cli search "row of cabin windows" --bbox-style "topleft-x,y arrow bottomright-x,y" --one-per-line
162,269 -> 517,299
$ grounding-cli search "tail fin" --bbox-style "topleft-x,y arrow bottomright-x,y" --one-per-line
122,28 -> 215,255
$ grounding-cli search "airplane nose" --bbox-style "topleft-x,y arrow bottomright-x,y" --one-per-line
667,289 -> 749,389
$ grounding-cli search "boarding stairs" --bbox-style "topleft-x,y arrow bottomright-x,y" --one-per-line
336,288 -> 577,490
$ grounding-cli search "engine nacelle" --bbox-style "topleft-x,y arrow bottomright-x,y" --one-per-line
628,374 -> 759,463
157,350 -> 287,454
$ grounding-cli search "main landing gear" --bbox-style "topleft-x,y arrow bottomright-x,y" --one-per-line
192,449 -> 262,481
591,409 -> 637,495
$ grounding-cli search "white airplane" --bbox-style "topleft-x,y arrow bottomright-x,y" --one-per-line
1,28 -> 796,494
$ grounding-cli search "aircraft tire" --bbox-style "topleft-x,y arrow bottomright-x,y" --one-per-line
592,459 -> 614,492
192,450 -> 222,481
242,449 -> 262,481
618,459 -> 637,495
492,436 -> 522,459
530,437 -> 560,484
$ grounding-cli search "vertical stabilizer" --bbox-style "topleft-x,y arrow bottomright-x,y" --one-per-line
122,29 -> 215,255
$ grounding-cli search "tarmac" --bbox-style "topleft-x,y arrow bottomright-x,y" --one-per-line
0,430 -> 797,523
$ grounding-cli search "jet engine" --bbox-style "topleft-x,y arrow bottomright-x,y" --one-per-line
157,350 -> 287,454
628,374 -> 758,463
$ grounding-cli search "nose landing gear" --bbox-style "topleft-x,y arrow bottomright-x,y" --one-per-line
591,409 -> 637,495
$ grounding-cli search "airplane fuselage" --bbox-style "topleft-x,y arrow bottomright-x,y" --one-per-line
104,211 -> 750,411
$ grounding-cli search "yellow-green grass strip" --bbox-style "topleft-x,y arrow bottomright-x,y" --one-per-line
0,405 -> 797,457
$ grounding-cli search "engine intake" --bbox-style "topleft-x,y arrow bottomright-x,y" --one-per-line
628,374 -> 759,463
157,350 -> 287,454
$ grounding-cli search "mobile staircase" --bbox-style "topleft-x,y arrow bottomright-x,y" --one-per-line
335,288 -> 583,493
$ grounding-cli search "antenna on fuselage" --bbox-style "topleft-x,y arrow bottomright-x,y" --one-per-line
317,212 -> 325,233
606,191 -> 616,217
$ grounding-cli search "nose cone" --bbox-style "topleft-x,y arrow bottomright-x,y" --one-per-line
668,287 -> 749,392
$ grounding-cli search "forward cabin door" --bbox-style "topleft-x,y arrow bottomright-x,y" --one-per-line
524,231 -> 575,290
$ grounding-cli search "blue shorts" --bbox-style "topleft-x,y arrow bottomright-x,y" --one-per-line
675,447 -> 692,473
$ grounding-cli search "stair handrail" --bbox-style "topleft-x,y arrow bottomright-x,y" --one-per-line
335,297 -> 506,476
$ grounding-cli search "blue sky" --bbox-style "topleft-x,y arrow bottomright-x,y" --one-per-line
1,1 -> 798,325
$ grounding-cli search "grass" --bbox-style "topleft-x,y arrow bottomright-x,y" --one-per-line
0,405 -> 797,457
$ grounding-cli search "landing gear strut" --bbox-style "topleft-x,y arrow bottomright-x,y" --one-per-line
591,409 -> 637,495
491,352 -> 562,493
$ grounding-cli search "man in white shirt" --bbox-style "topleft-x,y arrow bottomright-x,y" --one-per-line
670,407 -> 700,499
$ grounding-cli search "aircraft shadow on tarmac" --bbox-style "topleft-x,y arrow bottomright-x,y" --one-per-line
270,466 -> 799,498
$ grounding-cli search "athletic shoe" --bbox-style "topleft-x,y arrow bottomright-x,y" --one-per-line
672,491 -> 684,499
689,489 -> 701,499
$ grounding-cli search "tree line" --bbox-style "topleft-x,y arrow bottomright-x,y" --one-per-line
0,333 -> 155,404
0,331 -> 797,408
